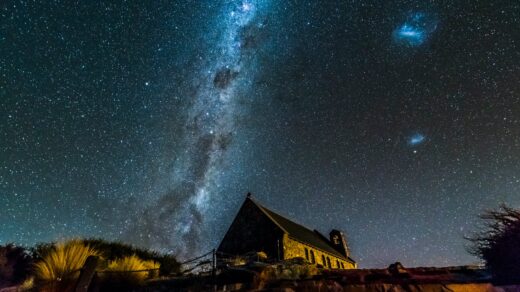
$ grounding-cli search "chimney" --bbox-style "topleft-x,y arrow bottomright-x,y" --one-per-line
329,229 -> 350,258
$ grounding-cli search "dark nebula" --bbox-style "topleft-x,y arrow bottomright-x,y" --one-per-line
214,68 -> 239,89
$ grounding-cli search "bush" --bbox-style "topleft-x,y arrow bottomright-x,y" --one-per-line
468,204 -> 520,284
102,255 -> 159,284
82,238 -> 180,276
156,254 -> 180,276
0,244 -> 33,287
33,240 -> 100,290
29,238 -> 177,290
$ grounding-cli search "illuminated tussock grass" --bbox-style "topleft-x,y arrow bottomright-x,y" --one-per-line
102,255 -> 160,285
34,240 -> 100,283
19,276 -> 34,291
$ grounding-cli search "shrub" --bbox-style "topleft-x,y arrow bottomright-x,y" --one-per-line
33,239 -> 100,290
82,238 -> 180,276
100,255 -> 159,287
468,204 -> 520,284
157,254 -> 180,276
0,244 -> 33,287
30,238 -> 175,290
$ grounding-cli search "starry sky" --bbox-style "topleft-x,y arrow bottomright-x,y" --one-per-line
1,0 -> 520,268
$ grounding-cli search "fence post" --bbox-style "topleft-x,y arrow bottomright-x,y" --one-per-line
75,255 -> 99,292
212,249 -> 216,291
212,249 -> 217,272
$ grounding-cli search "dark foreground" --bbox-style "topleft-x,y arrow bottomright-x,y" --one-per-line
140,262 -> 520,291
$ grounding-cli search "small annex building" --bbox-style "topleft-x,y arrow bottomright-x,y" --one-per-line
217,193 -> 356,269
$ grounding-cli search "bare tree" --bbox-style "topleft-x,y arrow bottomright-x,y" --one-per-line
467,204 -> 520,284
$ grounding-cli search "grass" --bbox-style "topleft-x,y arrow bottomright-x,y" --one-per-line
101,255 -> 160,287
34,239 -> 100,282
16,238 -> 170,291
19,276 -> 34,291
81,238 -> 179,276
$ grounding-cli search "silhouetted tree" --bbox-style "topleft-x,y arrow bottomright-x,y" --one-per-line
0,244 -> 32,287
468,204 -> 520,284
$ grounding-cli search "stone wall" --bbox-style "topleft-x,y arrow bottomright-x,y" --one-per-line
282,234 -> 356,269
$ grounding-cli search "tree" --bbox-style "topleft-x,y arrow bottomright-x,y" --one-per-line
0,244 -> 33,287
468,204 -> 520,284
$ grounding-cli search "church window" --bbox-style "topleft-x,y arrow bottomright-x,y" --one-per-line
327,257 -> 332,268
304,248 -> 309,261
310,250 -> 315,264
322,255 -> 326,266
336,260 -> 340,268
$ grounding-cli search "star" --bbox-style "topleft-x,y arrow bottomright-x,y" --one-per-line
241,2 -> 252,12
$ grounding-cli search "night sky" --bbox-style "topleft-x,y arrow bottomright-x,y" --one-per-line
1,0 -> 520,268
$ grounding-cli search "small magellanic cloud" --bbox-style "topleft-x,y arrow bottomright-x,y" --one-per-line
409,133 -> 426,146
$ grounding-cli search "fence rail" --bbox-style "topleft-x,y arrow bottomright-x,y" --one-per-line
96,268 -> 160,273
180,249 -> 215,274
27,248 -> 269,291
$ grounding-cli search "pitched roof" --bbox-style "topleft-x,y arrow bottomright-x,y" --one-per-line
248,196 -> 355,263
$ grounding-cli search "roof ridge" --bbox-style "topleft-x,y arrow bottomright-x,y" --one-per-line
248,196 -> 319,235
247,196 -> 290,234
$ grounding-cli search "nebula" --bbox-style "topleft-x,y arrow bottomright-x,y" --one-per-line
214,68 -> 240,89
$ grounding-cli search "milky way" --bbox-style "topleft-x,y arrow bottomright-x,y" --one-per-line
122,0 -> 272,257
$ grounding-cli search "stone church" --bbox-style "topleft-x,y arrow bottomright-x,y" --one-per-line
217,193 -> 356,269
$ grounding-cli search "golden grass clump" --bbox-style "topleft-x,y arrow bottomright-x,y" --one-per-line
34,239 -> 100,283
19,276 -> 34,291
257,251 -> 268,261
102,255 -> 160,285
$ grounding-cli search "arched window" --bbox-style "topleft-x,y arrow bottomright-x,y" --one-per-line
327,257 -> 332,268
336,260 -> 340,269
322,255 -> 326,266
310,250 -> 315,264
304,248 -> 309,261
